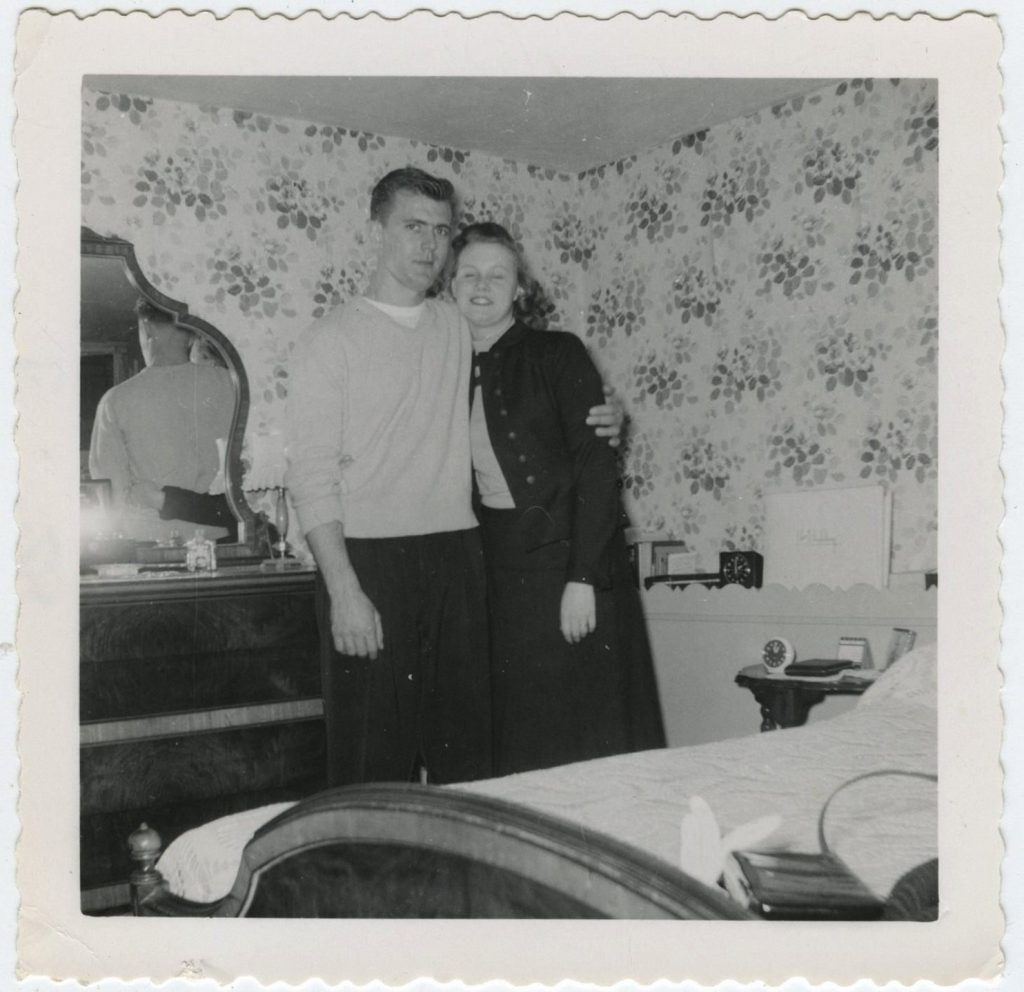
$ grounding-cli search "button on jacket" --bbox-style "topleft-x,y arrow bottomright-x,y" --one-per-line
473,321 -> 626,588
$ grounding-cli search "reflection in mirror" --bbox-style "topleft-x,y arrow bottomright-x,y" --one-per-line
81,229 -> 258,561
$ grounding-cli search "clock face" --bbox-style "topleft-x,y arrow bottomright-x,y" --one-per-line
719,550 -> 764,588
722,555 -> 751,585
762,637 -> 795,671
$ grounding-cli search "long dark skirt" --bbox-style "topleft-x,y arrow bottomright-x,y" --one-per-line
480,512 -> 666,776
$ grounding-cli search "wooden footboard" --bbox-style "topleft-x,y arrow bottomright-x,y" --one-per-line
130,784 -> 752,919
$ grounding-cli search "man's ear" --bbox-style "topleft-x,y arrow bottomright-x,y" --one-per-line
366,218 -> 383,253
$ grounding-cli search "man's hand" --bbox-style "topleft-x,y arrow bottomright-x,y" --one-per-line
330,576 -> 385,659
586,384 -> 626,448
306,521 -> 385,659
560,581 -> 596,644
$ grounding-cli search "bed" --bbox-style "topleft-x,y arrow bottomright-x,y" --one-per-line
131,643 -> 938,919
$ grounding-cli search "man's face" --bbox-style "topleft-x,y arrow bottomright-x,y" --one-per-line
371,192 -> 453,303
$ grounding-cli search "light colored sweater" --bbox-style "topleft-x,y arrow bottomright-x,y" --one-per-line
88,363 -> 235,540
469,320 -> 515,509
286,297 -> 476,538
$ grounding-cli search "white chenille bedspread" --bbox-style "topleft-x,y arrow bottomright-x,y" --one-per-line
158,645 -> 937,905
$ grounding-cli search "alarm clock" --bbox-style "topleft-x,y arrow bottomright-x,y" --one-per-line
762,636 -> 796,674
719,551 -> 764,588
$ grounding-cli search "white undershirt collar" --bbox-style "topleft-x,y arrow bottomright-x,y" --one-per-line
364,296 -> 426,330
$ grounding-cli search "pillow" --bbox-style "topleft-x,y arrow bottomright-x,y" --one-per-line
859,641 -> 937,710
158,801 -> 295,903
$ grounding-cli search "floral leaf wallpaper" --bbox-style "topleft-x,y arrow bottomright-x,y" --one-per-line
580,78 -> 937,574
82,77 -> 937,573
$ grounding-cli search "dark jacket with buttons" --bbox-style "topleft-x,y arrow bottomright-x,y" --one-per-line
473,321 -> 626,589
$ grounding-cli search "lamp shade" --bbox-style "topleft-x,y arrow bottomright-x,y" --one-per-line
243,429 -> 286,491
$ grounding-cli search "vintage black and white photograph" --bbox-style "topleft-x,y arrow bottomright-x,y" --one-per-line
13,9 -> 1004,987
76,68 -> 943,921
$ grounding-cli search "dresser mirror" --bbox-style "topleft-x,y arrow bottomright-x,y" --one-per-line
81,227 -> 259,560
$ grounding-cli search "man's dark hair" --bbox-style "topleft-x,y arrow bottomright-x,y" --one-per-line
133,298 -> 176,325
134,298 -> 194,341
370,167 -> 456,222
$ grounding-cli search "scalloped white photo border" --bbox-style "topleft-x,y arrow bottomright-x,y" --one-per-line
9,5 -> 1009,989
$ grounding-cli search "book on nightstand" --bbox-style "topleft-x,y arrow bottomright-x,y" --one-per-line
723,849 -> 884,920
783,659 -> 857,678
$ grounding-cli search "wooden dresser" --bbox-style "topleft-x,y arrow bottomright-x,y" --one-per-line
79,566 -> 326,913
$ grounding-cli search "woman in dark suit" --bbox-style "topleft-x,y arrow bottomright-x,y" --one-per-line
450,222 -> 666,775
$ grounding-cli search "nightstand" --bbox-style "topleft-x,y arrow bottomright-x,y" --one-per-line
734,665 -> 873,732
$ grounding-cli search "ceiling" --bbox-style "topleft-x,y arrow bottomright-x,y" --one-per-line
84,76 -> 835,173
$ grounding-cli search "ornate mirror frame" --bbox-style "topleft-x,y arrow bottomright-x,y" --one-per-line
81,227 -> 259,553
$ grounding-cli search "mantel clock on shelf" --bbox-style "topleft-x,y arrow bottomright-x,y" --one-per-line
719,551 -> 764,588
643,549 -> 764,590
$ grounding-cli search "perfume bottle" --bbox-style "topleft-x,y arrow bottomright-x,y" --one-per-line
186,529 -> 217,572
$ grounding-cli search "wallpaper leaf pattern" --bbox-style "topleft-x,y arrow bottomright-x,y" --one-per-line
82,77 -> 937,572
583,78 -> 937,572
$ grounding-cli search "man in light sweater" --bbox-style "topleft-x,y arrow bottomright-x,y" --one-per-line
90,300 -> 235,543
286,168 -> 620,787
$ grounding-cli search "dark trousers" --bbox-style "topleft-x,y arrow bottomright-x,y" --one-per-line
315,528 -> 493,787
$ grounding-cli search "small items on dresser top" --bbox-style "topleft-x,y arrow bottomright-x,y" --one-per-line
93,563 -> 141,579
185,529 -> 217,572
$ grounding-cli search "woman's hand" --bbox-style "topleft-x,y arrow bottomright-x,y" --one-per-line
560,581 -> 596,644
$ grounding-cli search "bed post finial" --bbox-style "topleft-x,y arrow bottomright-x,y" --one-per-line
128,822 -> 167,913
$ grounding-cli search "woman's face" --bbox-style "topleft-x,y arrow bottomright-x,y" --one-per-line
451,241 -> 519,333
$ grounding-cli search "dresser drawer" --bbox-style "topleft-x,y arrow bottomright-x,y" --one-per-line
81,589 -> 319,720
79,569 -> 326,911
